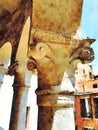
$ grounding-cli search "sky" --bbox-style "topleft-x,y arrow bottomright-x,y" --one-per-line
81,0 -> 98,73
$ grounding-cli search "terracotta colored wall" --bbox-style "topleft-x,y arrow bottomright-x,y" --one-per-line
75,93 -> 98,130
76,79 -> 98,93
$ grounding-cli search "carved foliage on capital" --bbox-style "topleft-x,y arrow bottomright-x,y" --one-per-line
69,38 -> 95,70
27,28 -> 95,87
27,29 -> 70,87
28,42 -> 68,87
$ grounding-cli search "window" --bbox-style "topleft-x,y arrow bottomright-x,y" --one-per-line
89,72 -> 93,79
83,127 -> 95,130
93,84 -> 98,88
80,98 -> 92,118
75,126 -> 78,130
83,69 -> 85,73
83,84 -> 85,92
94,98 -> 98,118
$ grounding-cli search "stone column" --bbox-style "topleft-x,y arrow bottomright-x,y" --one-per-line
8,12 -> 32,130
8,62 -> 32,130
25,106 -> 31,130
9,84 -> 29,130
0,59 -> 10,88
35,72 -> 75,130
28,28 -> 95,130
0,43 -> 11,88
36,86 -> 75,130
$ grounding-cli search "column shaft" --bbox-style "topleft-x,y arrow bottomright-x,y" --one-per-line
9,86 -> 29,130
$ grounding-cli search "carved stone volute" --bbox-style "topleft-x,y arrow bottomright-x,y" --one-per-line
28,29 -> 71,88
28,28 -> 95,88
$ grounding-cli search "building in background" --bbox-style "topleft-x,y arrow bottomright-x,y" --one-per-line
75,63 -> 98,130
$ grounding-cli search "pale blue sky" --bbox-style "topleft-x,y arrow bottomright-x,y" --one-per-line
81,0 -> 98,73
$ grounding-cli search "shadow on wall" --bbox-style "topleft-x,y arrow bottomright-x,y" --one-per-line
0,127 -> 4,130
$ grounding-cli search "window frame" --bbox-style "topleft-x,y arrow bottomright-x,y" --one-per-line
80,98 -> 92,118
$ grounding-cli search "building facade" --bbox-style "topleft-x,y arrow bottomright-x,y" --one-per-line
75,63 -> 98,130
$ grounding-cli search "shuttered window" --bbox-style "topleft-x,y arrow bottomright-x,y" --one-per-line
80,98 -> 92,118
94,98 -> 98,118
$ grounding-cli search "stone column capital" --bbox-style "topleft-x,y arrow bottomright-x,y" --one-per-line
28,28 -> 95,87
